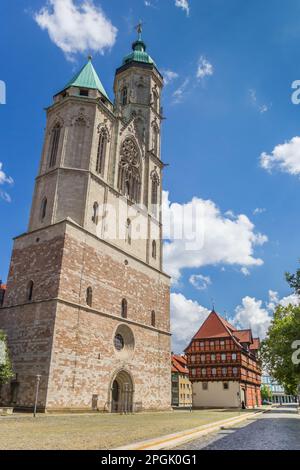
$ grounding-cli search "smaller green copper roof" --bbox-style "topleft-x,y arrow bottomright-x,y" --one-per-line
59,57 -> 110,100
122,39 -> 156,67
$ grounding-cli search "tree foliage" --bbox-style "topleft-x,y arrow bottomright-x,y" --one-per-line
261,384 -> 272,402
285,265 -> 300,296
0,330 -> 14,385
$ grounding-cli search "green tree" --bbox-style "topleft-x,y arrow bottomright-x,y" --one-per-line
261,263 -> 300,396
285,265 -> 300,296
0,330 -> 14,385
261,384 -> 272,402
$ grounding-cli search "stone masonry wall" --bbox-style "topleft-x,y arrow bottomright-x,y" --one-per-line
0,220 -> 171,411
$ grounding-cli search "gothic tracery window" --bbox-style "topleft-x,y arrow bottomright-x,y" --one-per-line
96,129 -> 108,175
118,138 -> 141,203
49,123 -> 61,168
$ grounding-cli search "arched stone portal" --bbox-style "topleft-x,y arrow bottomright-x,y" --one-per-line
110,370 -> 134,413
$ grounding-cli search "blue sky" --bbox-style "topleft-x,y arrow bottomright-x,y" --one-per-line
1,0 -> 300,351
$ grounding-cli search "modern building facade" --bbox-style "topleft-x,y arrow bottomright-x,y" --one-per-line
185,311 -> 262,408
171,355 -> 192,408
262,374 -> 298,404
0,30 -> 171,412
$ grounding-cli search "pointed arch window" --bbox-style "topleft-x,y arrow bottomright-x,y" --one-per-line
151,170 -> 160,216
118,138 -> 141,203
40,197 -> 47,221
27,281 -> 34,302
152,240 -> 157,260
152,125 -> 159,156
96,129 -> 108,175
151,310 -> 156,328
86,287 -> 93,307
92,202 -> 99,225
121,298 -> 128,319
49,123 -> 61,168
121,87 -> 128,106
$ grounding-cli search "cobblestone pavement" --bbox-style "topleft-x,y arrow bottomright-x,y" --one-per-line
179,405 -> 300,450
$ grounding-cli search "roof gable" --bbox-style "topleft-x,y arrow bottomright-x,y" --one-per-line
192,311 -> 234,340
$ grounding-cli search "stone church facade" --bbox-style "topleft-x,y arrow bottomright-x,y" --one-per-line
0,32 -> 171,412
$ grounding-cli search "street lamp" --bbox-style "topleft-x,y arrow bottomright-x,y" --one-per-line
33,375 -> 41,418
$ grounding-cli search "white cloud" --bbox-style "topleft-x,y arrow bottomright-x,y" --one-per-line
249,88 -> 270,114
260,136 -> 300,176
34,0 -> 117,61
267,290 -> 298,311
0,162 -> 13,203
253,207 -> 266,215
259,104 -> 269,114
175,0 -> 190,16
233,296 -> 272,339
162,69 -> 179,85
171,293 -> 210,352
162,191 -> 268,283
189,274 -> 212,291
241,267 -> 251,276
234,290 -> 299,339
197,56 -> 214,80
172,78 -> 190,104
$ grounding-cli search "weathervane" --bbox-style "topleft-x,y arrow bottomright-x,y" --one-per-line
135,20 -> 144,40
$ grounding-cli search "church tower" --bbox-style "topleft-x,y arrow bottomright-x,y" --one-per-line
0,28 -> 171,412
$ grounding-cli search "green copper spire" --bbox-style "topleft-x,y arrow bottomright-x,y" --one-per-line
58,56 -> 110,100
122,21 -> 156,67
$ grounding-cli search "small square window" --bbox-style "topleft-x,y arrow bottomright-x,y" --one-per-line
223,383 -> 229,390
80,89 -> 89,97
202,382 -> 208,391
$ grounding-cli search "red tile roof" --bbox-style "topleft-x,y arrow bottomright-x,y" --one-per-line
234,329 -> 253,344
250,338 -> 260,351
0,284 -> 6,290
185,310 -> 260,355
172,354 -> 188,375
192,311 -> 235,340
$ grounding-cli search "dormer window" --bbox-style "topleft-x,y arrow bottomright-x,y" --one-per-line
80,89 -> 89,97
